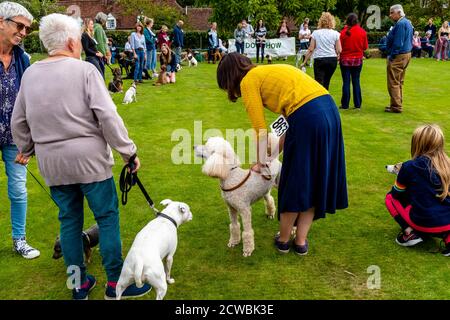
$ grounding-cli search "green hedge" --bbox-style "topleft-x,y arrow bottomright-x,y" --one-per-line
23,30 -> 395,53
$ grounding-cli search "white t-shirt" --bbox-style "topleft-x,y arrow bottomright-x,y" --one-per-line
299,28 -> 311,43
311,29 -> 340,58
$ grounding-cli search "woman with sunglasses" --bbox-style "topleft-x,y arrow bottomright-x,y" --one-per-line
0,1 -> 40,260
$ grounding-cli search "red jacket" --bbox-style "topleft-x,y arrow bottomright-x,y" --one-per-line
340,25 -> 368,60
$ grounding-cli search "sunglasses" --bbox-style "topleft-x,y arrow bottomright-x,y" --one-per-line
5,18 -> 32,35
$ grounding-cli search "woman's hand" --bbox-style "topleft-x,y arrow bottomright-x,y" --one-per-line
133,53 -> 138,59
128,156 -> 141,173
15,153 -> 30,165
96,51 -> 103,58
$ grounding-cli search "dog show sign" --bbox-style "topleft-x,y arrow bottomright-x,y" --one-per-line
227,37 -> 296,58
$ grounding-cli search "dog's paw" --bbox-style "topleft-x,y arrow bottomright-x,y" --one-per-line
266,212 -> 275,219
227,240 -> 240,247
167,278 -> 175,284
242,249 -> 253,257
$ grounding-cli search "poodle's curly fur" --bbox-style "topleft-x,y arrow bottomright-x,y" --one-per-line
194,136 -> 281,257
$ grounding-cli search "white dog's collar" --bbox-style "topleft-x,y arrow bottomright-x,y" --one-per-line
157,212 -> 177,228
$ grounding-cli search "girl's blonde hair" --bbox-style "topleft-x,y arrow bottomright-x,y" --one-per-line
82,18 -> 94,36
411,124 -> 450,201
317,12 -> 336,29
160,43 -> 172,64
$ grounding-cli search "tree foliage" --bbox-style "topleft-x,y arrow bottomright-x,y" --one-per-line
16,0 -> 64,21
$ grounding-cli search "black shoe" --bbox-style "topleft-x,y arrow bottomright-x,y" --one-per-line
395,231 -> 423,247
274,234 -> 290,254
292,239 -> 308,256
339,106 -> 349,110
442,243 -> 450,257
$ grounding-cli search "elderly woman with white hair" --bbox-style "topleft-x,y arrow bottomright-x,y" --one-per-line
0,1 -> 40,260
93,11 -> 109,77
11,13 -> 151,300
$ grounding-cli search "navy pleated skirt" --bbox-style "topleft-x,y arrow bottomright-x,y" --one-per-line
278,94 -> 348,220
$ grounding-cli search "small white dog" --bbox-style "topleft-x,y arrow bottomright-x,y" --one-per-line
122,82 -> 137,104
187,52 -> 198,67
115,199 -> 193,300
194,136 -> 281,257
386,162 -> 402,175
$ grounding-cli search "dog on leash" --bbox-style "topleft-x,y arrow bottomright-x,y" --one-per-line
386,162 -> 402,175
154,65 -> 169,86
115,199 -> 193,300
53,224 -> 99,263
265,54 -> 273,64
194,136 -> 282,257
108,67 -> 123,93
122,82 -> 137,104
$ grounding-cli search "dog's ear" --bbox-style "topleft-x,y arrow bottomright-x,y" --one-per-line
160,199 -> 173,206
202,152 -> 231,180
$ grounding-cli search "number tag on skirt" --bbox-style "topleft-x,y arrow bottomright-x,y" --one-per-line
270,115 -> 289,137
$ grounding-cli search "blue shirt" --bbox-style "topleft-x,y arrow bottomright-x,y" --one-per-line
172,25 -> 184,48
208,29 -> 218,48
386,17 -> 413,58
130,32 -> 146,51
0,54 -> 18,146
393,156 -> 450,228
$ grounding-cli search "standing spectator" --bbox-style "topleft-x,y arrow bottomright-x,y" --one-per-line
144,17 -> 157,77
130,22 -> 147,83
297,19 -> 312,67
207,22 -> 219,64
81,18 -> 103,75
217,53 -> 348,256
234,22 -> 246,54
385,124 -> 450,256
255,19 -> 267,63
301,12 -> 341,90
339,13 -> 368,110
172,20 -> 184,69
277,19 -> 290,60
108,38 -> 117,64
159,43 -> 177,83
424,18 -> 437,42
411,31 -> 422,58
435,21 -> 449,61
11,13 -> 152,300
242,19 -> 254,39
385,4 -> 413,113
157,25 -> 171,49
0,1 -> 40,260
93,12 -> 109,77
421,30 -> 434,58
124,35 -> 133,58
378,34 -> 389,58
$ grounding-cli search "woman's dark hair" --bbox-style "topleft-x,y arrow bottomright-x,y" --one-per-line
345,13 -> 359,36
217,52 -> 256,102
256,19 -> 264,31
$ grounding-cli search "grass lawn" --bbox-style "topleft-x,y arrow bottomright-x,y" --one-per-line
0,54 -> 450,300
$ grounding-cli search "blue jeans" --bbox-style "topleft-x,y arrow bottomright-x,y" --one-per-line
1,144 -> 27,239
236,42 -> 244,54
174,47 -> 182,66
146,48 -> 157,72
50,177 -> 123,284
340,64 -> 363,108
133,49 -> 145,81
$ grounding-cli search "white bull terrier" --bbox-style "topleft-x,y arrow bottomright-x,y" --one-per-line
116,199 -> 193,300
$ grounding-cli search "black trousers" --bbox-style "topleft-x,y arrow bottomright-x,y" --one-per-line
313,57 -> 338,90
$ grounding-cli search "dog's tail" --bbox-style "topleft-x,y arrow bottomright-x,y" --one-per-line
133,256 -> 144,288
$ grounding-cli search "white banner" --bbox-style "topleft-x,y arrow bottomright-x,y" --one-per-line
228,37 -> 296,58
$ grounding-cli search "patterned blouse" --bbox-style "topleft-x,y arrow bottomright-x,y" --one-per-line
0,55 -> 18,146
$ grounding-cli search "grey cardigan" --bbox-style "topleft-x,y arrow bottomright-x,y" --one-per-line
12,57 -> 137,186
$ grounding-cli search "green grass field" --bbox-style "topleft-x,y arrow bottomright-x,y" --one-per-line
1,55 -> 449,300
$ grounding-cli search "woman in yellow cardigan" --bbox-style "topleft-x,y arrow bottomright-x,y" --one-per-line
217,53 -> 348,255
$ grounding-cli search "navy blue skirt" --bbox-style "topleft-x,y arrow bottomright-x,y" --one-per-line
278,94 -> 348,220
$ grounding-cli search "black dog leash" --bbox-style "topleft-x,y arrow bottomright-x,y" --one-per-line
25,166 -> 59,207
119,154 -> 160,215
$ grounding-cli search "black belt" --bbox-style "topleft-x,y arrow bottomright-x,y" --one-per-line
136,48 -> 144,51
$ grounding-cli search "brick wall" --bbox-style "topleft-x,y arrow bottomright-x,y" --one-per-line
58,0 -> 212,30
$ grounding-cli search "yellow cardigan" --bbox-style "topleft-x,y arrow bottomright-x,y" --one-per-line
240,64 -> 328,133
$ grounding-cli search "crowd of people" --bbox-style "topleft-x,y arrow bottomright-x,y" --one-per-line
0,0 -> 449,301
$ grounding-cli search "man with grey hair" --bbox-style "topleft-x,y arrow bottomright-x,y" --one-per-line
0,1 -> 40,259
385,4 -> 413,113
93,11 -> 109,78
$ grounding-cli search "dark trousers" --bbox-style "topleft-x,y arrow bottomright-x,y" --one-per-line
422,46 -> 434,57
412,47 -> 422,58
235,42 -> 244,54
340,64 -> 363,109
86,56 -> 104,78
313,57 -> 337,90
256,43 -> 265,63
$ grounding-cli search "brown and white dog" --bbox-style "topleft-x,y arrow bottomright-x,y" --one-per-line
108,67 -> 123,93
154,65 -> 168,86
386,162 -> 402,175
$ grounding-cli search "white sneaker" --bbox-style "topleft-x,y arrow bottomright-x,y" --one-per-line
13,237 -> 40,259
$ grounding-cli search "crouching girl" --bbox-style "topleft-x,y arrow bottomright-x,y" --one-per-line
385,124 -> 450,256
160,43 -> 176,83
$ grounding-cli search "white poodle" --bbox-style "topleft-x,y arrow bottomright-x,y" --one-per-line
194,136 -> 281,257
